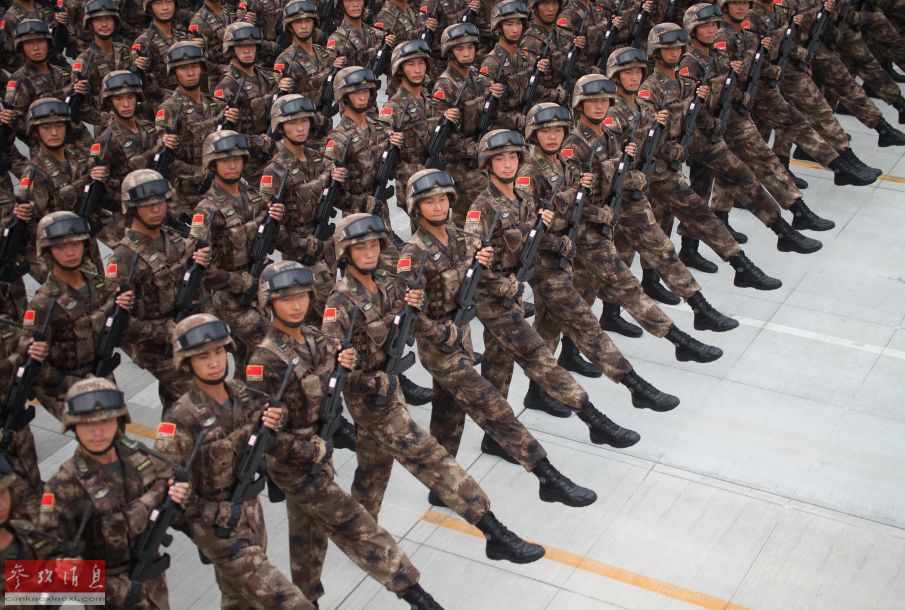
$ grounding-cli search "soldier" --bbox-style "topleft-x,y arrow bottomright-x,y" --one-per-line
191,130 -> 279,375
2,20 -> 92,149
109,169 -> 213,411
0,469 -> 44,569
37,377 -> 188,609
519,0 -> 579,92
373,0 -> 432,52
131,0 -> 198,109
246,261 -> 443,609
557,0 -> 623,76
0,139 -> 31,316
94,70 -> 162,247
327,0 -> 396,71
235,0 -> 282,64
117,0 -> 149,47
154,313 -> 311,608
1,0 -> 57,70
188,0 -> 235,91
70,0 -> 135,128
22,211 -> 133,419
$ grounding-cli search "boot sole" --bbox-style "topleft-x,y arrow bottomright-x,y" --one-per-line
676,347 -> 723,363
589,430 -> 641,448
694,317 -> 740,332
539,487 -> 598,507
778,239 -> 823,254
734,276 -> 782,290
486,545 -> 546,564
631,396 -> 680,412
791,222 -> 835,232
834,175 -> 877,187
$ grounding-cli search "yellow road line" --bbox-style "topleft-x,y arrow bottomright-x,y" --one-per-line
421,509 -> 752,610
790,159 -> 905,185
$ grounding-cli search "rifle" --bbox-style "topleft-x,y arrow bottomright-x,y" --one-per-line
596,0 -> 629,69
164,213 -> 191,238
710,31 -> 744,142
50,0 -> 68,57
0,299 -> 56,454
0,100 -> 13,146
318,67 -> 340,118
776,0 -> 807,74
560,137 -> 604,270
125,431 -> 206,608
425,83 -> 467,169
215,363 -> 294,538
218,79 -> 245,131
0,169 -> 36,283
239,167 -> 290,307
629,6 -> 651,49
419,0 -> 442,47
824,0 -> 852,51
664,0 -> 678,23
314,141 -> 351,241
476,63 -> 505,138
450,211 -> 499,327
373,100 -> 409,216
369,14 -> 399,80
561,10 -> 590,100
151,101 -> 182,180
805,2 -> 831,61
739,30 -> 767,116
601,148 -> 632,238
310,307 -> 360,476
172,214 -> 212,326
521,28 -> 556,114
271,48 -> 298,110
65,55 -> 90,123
672,57 -> 715,169
75,131 -> 114,235
633,102 -> 666,197
131,42 -> 148,85
93,251 -> 139,377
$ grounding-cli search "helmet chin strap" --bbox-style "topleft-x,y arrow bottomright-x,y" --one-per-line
190,362 -> 229,386
272,309 -> 305,329
78,433 -> 118,457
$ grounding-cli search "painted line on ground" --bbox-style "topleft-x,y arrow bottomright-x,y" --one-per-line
790,159 -> 905,185
421,509 -> 752,610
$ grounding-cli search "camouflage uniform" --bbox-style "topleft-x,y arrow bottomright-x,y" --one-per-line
556,0 -> 611,76
131,23 -> 195,107
861,3 -> 905,71
1,1 -> 56,73
71,41 -> 135,127
0,144 -> 30,316
236,0 -> 283,62
273,41 -> 336,106
327,20 -> 383,69
835,6 -> 905,109
0,423 -> 42,520
519,20 -> 574,90
117,0 -> 148,47
188,2 -> 235,90
213,62 -> 278,176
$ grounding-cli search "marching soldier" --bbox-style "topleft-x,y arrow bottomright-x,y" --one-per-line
131,0 -> 198,109
188,0 -> 235,91
235,0 -> 282,64
520,0 -> 579,91
328,0 -> 396,71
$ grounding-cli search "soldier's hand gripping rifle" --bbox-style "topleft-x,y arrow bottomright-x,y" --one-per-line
600,147 -> 632,239
172,213 -> 213,328
93,250 -> 139,377
633,99 -> 667,196
375,251 -> 429,405
596,0 -> 629,69
739,26 -> 767,116
271,48 -> 298,110
217,79 -> 245,131
239,167 -> 290,307
314,142 -> 352,241
373,100 -> 409,216
0,299 -> 56,455
560,136 -> 604,269
0,169 -> 35,283
125,430 -> 206,608
522,28 -> 556,114
65,55 -> 90,123
50,0 -> 69,60
419,0 -> 442,47
710,31 -> 744,142
310,307 -> 360,476
370,13 -> 400,83
776,0 -> 807,74
629,4 -> 652,48
476,63 -> 505,138
152,100 -> 182,180
425,84 -> 467,170
561,10 -> 590,102
215,363 -> 294,538
672,57 -> 715,169
76,131 -> 114,236
319,67 -> 341,119
805,1 -> 832,61
450,211 -> 500,327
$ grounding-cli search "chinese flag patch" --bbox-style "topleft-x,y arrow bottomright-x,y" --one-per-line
239,0 -> 247,7
326,39 -> 336,48
6,80 -> 16,90
325,139 -> 335,153
480,66 -> 489,75
105,263 -> 118,279
638,89 -> 651,99
379,106 -> 393,116
420,4 -> 428,12
714,41 -> 727,50
189,24 -> 199,33
741,20 -> 751,29
19,176 -> 30,189
603,117 -> 615,126
433,90 -> 446,100
40,493 -> 54,512
132,43 -> 142,52
678,66 -> 690,77
397,258 -> 412,273
191,213 -> 205,227
515,176 -> 531,188
23,310 -> 35,326
374,21 -> 385,29
260,175 -> 273,190
72,62 -> 83,72
556,17 -> 568,26
156,422 -> 176,440
90,142 -> 102,156
274,63 -> 285,72
561,148 -> 574,158
214,89 -> 225,98
155,108 -> 166,123
323,307 -> 337,322
245,364 -> 264,381
0,21 -> 5,29
465,210 -> 481,224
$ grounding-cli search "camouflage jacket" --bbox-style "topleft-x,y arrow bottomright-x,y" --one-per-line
561,120 -> 627,216
638,68 -> 696,172
678,44 -> 738,135
557,0 -> 609,77
326,20 -> 382,69
273,41 -> 336,103
432,65 -> 490,148
373,0 -> 423,47
1,1 -> 55,72
213,62 -> 278,134
519,21 -> 574,88
25,147 -> 92,219
188,3 -> 236,69
131,23 -> 195,102
480,43 -> 552,129
5,61 -> 73,141
154,88 -> 226,188
325,114 -> 394,214
71,41 -> 135,126
95,117 -> 162,206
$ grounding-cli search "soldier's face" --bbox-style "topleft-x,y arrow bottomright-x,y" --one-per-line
74,419 -> 119,454
50,241 -> 85,269
234,43 -> 257,66
22,39 -> 48,62
190,346 -> 229,382
291,18 -> 315,40
418,193 -> 450,225
151,0 -> 176,22
490,151 -> 520,181
343,0 -> 364,19
536,125 -> 565,153
175,63 -> 203,89
501,19 -> 524,43
726,1 -> 749,21
582,98 -> 610,120
534,0 -> 560,24
283,117 -> 311,143
694,22 -> 719,44
659,47 -> 683,67
349,239 -> 381,272
37,122 -> 67,148
111,93 -> 137,119
347,89 -> 371,112
402,58 -> 427,84
90,15 -> 116,39
451,43 -> 476,67
618,67 -> 643,93
215,156 -> 245,181
0,488 -> 10,523
272,292 -> 310,325
136,201 -> 168,229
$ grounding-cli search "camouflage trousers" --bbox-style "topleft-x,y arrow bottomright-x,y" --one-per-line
267,459 -> 420,602
837,26 -> 904,106
476,282 -> 589,409
568,235 -> 673,338
11,427 -> 42,495
418,325 -> 547,472
447,163 -> 488,227
863,9 -> 905,66
89,572 -> 168,610
811,45 -> 884,128
647,170 -> 742,261
345,384 -> 491,523
212,290 -> 270,378
190,498 -> 312,609
611,193 -> 701,298
777,63 -> 852,154
0,277 -> 27,323
752,83 -> 840,166
688,134 -> 782,224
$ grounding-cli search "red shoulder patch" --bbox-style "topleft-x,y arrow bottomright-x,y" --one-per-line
245,364 -> 264,381
556,17 -> 568,26
714,41 -> 728,50
678,66 -> 690,77
214,89 -> 225,98
239,0 -> 247,7
18,176 -> 30,189
433,90 -> 446,100
192,213 -> 205,227
155,108 -> 166,122
90,142 -> 102,156
420,4 -> 428,13
603,117 -> 615,126
480,66 -> 489,75
374,21 -> 385,29
465,210 -> 481,224
40,493 -> 54,512
561,148 -> 574,158
72,62 -> 83,72
379,106 -> 393,116
6,80 -> 16,90
638,89 -> 651,99
23,310 -> 35,326
273,63 -> 285,72
326,39 -> 336,48
323,307 -> 337,322
105,263 -> 118,279
515,176 -> 531,188
325,139 -> 335,153
156,422 -> 176,440
188,24 -> 199,33
396,258 -> 412,272
741,20 -> 752,29
132,42 -> 142,52
260,175 -> 273,189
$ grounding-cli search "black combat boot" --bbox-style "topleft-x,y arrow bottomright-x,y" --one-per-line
730,252 -> 782,290
882,59 -> 905,83
599,302 -> 643,338
480,433 -> 519,464
557,335 -> 603,377
841,148 -> 881,177
876,118 -> 905,147
577,401 -> 640,447
792,147 -> 816,162
790,199 -> 835,232
679,236 -> 718,273
770,216 -> 823,253
523,380 -> 573,418
400,375 -> 432,406
641,269 -> 680,305
332,415 -> 357,451
665,325 -> 723,363
475,511 -> 546,564
715,210 -> 747,243
620,370 -> 680,411
532,459 -> 597,507
828,154 -> 877,186
894,97 -> 905,125
688,292 -> 738,332
402,584 -> 444,609
778,154 -> 809,190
